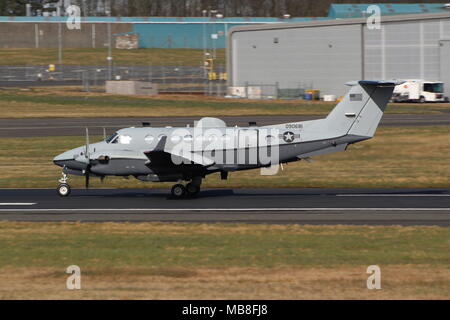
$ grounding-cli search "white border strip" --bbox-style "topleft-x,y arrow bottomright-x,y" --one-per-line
0,203 -> 36,206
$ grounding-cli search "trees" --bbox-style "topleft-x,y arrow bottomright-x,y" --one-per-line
1,0 -> 449,17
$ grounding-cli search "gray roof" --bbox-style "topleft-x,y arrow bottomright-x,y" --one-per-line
228,11 -> 450,35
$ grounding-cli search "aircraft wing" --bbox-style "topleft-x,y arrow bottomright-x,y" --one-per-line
144,136 -> 214,167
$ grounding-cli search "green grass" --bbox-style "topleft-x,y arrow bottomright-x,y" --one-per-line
0,223 -> 448,269
0,126 -> 449,189
0,86 -> 448,118
0,48 -> 226,66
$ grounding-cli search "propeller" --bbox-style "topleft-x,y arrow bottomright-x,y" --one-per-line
85,127 -> 91,189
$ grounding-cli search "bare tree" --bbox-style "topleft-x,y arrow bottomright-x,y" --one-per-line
3,0 -> 450,17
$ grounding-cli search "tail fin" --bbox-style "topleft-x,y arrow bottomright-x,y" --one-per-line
325,80 -> 400,138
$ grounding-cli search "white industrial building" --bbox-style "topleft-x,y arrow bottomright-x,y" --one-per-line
227,12 -> 450,98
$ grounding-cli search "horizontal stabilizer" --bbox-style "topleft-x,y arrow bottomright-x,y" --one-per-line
346,80 -> 405,87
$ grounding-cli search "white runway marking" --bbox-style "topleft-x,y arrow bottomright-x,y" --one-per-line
337,194 -> 450,197
0,203 -> 36,206
0,207 -> 448,212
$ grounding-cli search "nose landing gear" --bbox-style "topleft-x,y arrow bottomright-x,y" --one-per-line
57,172 -> 71,197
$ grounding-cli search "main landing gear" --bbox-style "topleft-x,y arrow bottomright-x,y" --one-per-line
57,172 -> 71,197
171,177 -> 202,199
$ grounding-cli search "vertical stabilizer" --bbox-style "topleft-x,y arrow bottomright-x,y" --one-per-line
325,80 -> 399,138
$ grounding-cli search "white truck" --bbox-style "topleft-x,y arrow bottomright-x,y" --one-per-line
392,80 -> 446,103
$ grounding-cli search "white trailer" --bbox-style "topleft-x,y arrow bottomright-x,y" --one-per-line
392,80 -> 446,103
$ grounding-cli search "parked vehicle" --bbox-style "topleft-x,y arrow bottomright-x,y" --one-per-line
392,80 -> 447,103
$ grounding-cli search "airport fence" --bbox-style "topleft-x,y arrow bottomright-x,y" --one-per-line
227,82 -> 311,100
0,66 -> 309,99
0,64 -> 228,94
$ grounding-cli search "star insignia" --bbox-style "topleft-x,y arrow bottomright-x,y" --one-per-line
283,131 -> 295,143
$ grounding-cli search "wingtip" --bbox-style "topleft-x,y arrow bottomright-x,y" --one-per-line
153,135 -> 167,152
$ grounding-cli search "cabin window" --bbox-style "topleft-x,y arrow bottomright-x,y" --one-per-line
208,135 -> 218,143
170,135 -> 182,143
144,134 -> 154,144
266,135 -> 276,144
183,134 -> 193,142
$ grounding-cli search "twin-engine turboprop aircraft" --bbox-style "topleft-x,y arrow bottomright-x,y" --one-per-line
53,80 -> 399,198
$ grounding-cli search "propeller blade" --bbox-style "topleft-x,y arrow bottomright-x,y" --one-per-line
85,128 -> 91,189
85,127 -> 90,160
85,165 -> 90,189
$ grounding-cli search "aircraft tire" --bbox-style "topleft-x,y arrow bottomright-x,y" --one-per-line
186,183 -> 200,196
171,184 -> 186,198
57,183 -> 71,197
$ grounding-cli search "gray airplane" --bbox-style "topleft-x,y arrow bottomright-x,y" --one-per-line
53,80 -> 398,198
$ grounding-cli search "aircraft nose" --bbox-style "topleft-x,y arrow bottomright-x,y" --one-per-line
53,147 -> 86,169
53,150 -> 74,167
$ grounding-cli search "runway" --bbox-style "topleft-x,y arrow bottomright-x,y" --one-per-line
0,188 -> 449,225
0,113 -> 449,137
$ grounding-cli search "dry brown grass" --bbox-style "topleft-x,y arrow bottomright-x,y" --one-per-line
1,265 -> 448,299
0,222 -> 448,299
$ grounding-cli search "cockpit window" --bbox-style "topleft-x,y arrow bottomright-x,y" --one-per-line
106,132 -> 118,144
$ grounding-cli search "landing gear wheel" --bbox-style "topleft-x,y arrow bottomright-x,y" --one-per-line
57,183 -> 71,197
186,183 -> 200,196
171,184 -> 186,199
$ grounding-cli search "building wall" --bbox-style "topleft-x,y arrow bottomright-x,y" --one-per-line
230,24 -> 362,97
229,14 -> 450,97
440,40 -> 450,97
364,19 -> 450,82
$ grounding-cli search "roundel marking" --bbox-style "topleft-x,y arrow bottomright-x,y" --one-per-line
283,131 -> 295,143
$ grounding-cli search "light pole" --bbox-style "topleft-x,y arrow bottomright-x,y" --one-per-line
202,10 -> 207,78
209,9 -> 217,56
106,6 -> 112,81
58,22 -> 63,66
213,13 -> 223,60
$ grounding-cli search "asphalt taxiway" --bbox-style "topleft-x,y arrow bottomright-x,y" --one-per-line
0,113 -> 449,137
0,188 -> 449,225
